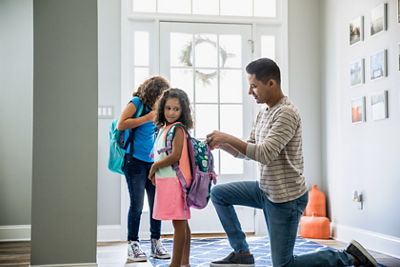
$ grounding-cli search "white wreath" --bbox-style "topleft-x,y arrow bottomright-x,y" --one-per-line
179,37 -> 232,85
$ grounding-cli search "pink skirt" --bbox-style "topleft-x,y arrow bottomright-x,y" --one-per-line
153,177 -> 191,220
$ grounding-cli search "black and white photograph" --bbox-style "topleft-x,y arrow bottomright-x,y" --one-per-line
371,90 -> 388,120
350,58 -> 364,86
370,49 -> 387,80
349,16 -> 363,45
370,3 -> 387,36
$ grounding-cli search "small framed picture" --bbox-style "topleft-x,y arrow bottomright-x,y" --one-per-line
350,58 -> 364,86
370,50 -> 387,80
398,43 -> 400,71
370,3 -> 387,36
349,16 -> 364,45
371,91 -> 388,121
351,96 -> 366,124
398,0 -> 400,23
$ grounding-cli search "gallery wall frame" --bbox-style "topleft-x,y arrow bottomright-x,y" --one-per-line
370,90 -> 388,121
398,43 -> 400,71
370,49 -> 387,80
349,16 -> 364,46
350,58 -> 365,86
398,0 -> 400,23
370,3 -> 387,36
351,96 -> 366,124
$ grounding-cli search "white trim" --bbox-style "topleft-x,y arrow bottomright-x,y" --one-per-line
0,225 -> 31,241
128,14 -> 283,25
96,225 -> 121,242
0,225 -> 123,242
332,223 -> 400,259
30,264 -> 97,267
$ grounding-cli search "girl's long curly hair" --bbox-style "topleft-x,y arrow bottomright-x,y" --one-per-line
133,76 -> 170,108
155,88 -> 193,129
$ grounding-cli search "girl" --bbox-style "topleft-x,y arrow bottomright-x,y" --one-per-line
149,88 -> 194,267
117,76 -> 171,263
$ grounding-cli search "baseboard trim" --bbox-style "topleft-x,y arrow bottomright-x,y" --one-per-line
332,223 -> 400,259
96,225 -> 121,242
0,225 -> 31,241
0,225 -> 121,242
30,263 -> 97,267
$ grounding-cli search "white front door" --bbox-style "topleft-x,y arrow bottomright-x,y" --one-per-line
159,22 -> 256,234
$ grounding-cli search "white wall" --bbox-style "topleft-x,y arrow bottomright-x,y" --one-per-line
288,0 -> 322,188
97,0 -> 122,226
0,0 -> 33,226
322,0 -> 400,257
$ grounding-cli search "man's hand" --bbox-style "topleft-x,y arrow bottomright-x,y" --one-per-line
206,130 -> 229,149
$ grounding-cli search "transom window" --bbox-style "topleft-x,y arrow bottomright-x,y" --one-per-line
132,0 -> 277,18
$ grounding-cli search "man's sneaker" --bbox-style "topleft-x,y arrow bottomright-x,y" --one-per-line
127,241 -> 147,262
150,238 -> 171,259
210,251 -> 255,267
346,240 -> 378,267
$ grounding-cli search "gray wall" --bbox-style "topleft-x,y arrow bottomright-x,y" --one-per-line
322,0 -> 400,239
31,0 -> 98,265
0,0 -> 33,225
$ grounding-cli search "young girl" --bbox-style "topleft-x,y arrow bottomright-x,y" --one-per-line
149,88 -> 194,267
117,76 -> 171,263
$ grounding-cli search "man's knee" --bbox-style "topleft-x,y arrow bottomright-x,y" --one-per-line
210,184 -> 225,203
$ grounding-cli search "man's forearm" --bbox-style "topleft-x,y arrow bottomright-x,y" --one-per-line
224,135 -> 248,156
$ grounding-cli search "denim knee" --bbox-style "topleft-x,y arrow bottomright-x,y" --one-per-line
210,184 -> 224,204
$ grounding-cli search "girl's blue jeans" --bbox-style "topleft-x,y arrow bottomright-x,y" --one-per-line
123,154 -> 161,241
211,181 -> 355,267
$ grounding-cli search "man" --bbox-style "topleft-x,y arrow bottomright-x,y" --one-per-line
206,58 -> 378,267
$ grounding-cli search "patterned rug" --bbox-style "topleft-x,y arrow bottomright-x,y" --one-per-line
140,236 -> 386,267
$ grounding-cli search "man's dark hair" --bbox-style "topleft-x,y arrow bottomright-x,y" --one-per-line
245,58 -> 281,85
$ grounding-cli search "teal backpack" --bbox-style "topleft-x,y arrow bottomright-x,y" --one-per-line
108,103 -> 144,174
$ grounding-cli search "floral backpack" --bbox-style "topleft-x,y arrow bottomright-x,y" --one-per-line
159,123 -> 217,209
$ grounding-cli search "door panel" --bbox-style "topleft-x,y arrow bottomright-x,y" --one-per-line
159,22 -> 255,234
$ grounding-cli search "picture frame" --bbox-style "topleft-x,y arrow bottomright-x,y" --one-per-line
349,16 -> 364,46
350,58 -> 364,86
370,49 -> 387,80
351,96 -> 366,124
370,3 -> 387,36
398,0 -> 400,23
370,91 -> 388,121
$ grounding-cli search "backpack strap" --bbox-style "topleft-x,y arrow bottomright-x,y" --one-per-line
158,122 -> 191,209
123,101 -> 144,151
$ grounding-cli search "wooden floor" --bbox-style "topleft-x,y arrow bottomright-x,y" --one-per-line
1,238 -> 399,267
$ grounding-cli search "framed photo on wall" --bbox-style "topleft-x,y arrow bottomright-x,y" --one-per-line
350,58 -> 364,86
370,49 -> 387,80
371,91 -> 388,121
370,3 -> 387,36
349,16 -> 363,45
398,0 -> 400,23
351,96 -> 366,124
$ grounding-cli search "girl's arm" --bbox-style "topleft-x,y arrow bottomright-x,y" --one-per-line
117,102 -> 155,130
149,127 -> 185,179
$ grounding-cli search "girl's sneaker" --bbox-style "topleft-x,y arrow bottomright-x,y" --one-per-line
127,241 -> 147,262
150,238 -> 171,259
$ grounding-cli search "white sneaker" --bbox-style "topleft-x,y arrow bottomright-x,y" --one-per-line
150,238 -> 171,259
127,241 -> 147,262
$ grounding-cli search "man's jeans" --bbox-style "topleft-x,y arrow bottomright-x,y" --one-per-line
123,154 -> 161,241
211,181 -> 355,267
